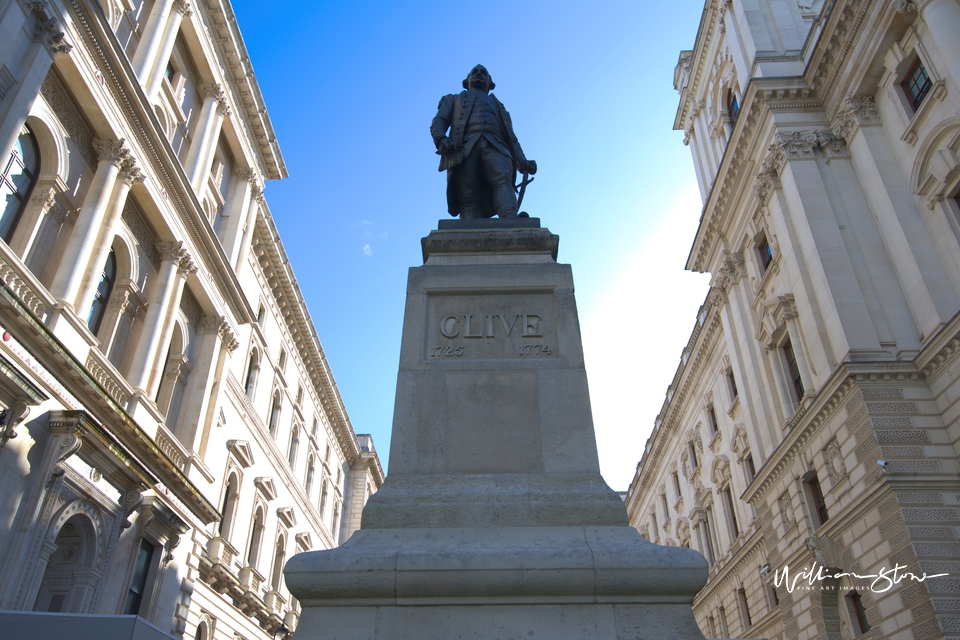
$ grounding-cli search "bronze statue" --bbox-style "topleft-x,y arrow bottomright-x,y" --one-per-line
431,65 -> 537,219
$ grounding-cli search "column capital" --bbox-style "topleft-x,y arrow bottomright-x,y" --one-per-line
173,0 -> 193,16
157,239 -> 187,264
34,17 -> 72,55
120,157 -> 146,185
178,253 -> 198,278
93,137 -> 131,167
814,130 -> 850,159
894,0 -> 932,14
200,82 -> 226,103
773,130 -> 819,160
236,167 -> 256,182
832,96 -> 880,140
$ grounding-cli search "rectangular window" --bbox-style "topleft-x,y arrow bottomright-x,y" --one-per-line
847,591 -> 870,634
738,587 -> 752,629
689,443 -> 698,470
728,372 -> 739,400
123,539 -> 156,615
672,471 -> 681,498
767,582 -> 780,609
745,454 -> 756,482
723,487 -> 740,538
660,493 -> 670,521
758,234 -> 773,272
902,58 -> 933,111
783,339 -> 804,401
707,404 -> 719,434
805,473 -> 829,526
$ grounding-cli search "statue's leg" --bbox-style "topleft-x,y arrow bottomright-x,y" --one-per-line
481,144 -> 518,218
456,146 -> 483,219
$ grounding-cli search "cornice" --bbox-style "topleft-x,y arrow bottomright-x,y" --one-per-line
627,288 -> 725,510
0,277 -> 219,524
675,0 -> 723,132
916,309 -> 960,380
741,367 -> 859,505
250,211 -> 364,470
64,0 -> 256,325
692,527 -> 766,606
196,0 -> 286,180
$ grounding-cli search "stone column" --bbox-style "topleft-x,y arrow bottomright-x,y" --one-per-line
234,183 -> 262,270
48,138 -> 129,308
184,84 -> 229,190
0,15 -> 71,162
833,97 -> 960,339
145,253 -> 197,399
174,316 -> 236,450
75,160 -> 145,323
769,130 -> 881,361
126,241 -> 187,392
130,0 -> 176,84
143,0 -> 192,98
219,168 -> 253,263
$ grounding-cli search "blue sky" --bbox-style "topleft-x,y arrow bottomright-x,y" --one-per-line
230,0 -> 712,490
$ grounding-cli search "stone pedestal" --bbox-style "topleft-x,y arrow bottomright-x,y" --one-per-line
286,222 -> 708,639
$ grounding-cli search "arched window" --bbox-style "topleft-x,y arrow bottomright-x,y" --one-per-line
193,621 -> 208,640
0,125 -> 39,242
287,426 -> 300,468
247,506 -> 265,568
726,89 -> 740,127
268,392 -> 281,438
86,249 -> 117,334
219,473 -> 239,540
270,535 -> 285,592
244,350 -> 260,399
305,455 -> 315,495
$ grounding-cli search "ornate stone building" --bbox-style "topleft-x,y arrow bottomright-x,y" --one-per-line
625,0 -> 960,639
0,0 -> 382,638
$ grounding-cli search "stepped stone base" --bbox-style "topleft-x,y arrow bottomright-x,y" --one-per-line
286,223 -> 709,639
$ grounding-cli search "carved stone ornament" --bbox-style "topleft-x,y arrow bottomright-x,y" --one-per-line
173,0 -> 193,16
120,157 -> 146,186
119,488 -> 145,532
832,96 -> 880,140
824,439 -> 847,484
779,491 -> 796,527
0,401 -> 30,448
680,449 -> 691,479
774,131 -> 819,159
804,535 -> 830,567
815,130 -> 849,159
157,240 -> 187,265
93,137 -> 130,167
895,0 -> 932,13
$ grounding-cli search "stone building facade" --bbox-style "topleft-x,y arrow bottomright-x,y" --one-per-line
0,0 -> 382,638
625,1 -> 960,639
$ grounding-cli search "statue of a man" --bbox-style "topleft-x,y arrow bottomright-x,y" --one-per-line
431,65 -> 537,219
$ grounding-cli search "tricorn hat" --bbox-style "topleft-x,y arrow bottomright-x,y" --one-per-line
462,64 -> 495,90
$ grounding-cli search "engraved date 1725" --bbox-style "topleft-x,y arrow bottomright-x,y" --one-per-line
429,346 -> 463,358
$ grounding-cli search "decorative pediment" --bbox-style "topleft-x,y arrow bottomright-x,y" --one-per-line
732,425 -> 750,460
227,440 -> 255,468
276,507 -> 296,528
711,455 -> 731,485
295,531 -> 312,550
255,477 -> 277,501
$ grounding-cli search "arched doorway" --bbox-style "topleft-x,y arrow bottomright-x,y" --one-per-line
32,513 -> 100,613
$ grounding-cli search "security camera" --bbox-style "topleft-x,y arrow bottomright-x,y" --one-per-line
877,460 -> 888,470
759,563 -> 772,576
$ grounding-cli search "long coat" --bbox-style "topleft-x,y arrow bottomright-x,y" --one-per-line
430,90 -> 530,217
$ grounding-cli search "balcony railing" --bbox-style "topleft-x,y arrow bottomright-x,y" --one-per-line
0,236 -> 56,322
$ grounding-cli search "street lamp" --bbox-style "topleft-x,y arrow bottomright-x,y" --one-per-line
273,623 -> 291,640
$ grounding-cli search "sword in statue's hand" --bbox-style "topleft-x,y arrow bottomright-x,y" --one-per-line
515,172 -> 534,211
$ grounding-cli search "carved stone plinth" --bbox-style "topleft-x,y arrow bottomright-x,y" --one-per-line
286,222 -> 708,639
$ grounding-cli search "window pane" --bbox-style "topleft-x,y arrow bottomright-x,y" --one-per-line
0,181 -> 21,240
16,127 -> 39,176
